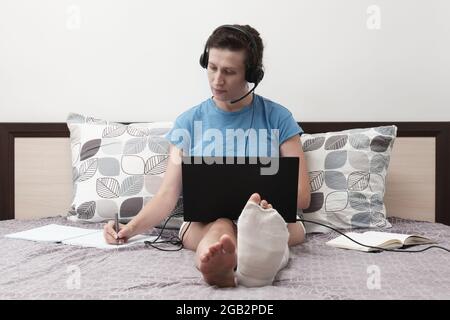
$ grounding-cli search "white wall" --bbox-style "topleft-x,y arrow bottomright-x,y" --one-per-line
1,0 -> 449,123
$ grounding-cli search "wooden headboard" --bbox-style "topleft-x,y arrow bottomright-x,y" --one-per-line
1,122 -> 449,225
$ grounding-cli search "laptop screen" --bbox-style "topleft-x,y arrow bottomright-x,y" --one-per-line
181,157 -> 299,223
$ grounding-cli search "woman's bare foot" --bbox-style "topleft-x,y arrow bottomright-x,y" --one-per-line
198,234 -> 237,287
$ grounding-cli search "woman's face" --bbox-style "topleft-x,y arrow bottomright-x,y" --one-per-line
207,48 -> 248,103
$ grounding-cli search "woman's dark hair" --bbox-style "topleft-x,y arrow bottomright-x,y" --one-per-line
206,24 -> 264,69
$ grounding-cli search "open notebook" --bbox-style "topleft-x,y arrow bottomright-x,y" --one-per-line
326,231 -> 435,252
4,224 -> 161,250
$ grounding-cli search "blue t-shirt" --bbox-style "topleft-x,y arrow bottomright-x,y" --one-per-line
165,94 -> 303,157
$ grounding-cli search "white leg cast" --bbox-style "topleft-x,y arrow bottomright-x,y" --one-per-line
236,201 -> 290,287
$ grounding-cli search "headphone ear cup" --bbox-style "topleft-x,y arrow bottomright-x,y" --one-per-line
199,51 -> 208,69
246,66 -> 264,84
245,67 -> 256,83
255,67 -> 264,83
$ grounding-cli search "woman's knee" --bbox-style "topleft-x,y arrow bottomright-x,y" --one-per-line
210,218 -> 235,232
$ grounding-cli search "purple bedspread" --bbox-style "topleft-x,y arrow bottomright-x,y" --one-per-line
1,216 -> 449,299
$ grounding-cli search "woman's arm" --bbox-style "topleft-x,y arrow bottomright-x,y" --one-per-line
280,134 -> 311,209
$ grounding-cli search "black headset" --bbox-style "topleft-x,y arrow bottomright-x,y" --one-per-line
199,25 -> 265,103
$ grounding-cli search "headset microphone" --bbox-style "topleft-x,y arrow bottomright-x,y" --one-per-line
230,82 -> 259,104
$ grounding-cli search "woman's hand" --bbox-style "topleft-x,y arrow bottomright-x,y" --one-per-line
103,220 -> 134,245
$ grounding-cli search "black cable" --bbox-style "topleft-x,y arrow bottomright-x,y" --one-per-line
244,93 -> 256,156
144,215 -> 191,252
298,218 -> 450,253
143,213 -> 450,253
144,215 -> 450,253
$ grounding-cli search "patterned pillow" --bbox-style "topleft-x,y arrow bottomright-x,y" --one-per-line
66,113 -> 183,227
299,125 -> 397,233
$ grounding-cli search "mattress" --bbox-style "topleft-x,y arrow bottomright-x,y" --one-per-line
1,216 -> 449,300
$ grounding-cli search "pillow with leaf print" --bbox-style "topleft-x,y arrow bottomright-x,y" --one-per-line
66,113 -> 183,227
299,125 -> 397,233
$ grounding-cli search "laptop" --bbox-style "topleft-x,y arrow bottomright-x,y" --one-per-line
181,157 -> 299,223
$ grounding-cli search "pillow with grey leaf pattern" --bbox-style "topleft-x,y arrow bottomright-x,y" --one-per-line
299,125 -> 397,233
66,113 -> 183,228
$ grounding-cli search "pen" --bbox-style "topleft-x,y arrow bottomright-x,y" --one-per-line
114,213 -> 119,244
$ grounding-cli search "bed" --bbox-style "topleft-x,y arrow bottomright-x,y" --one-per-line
1,121 -> 449,300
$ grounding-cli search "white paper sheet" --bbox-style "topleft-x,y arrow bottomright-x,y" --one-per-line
4,224 -> 161,249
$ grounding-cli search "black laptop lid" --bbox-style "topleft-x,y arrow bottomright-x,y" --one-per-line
181,157 -> 299,223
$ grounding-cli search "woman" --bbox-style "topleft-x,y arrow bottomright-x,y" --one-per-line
104,24 -> 311,288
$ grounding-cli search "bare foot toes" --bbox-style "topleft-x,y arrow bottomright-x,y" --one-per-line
248,193 -> 261,205
261,200 -> 269,208
200,242 -> 222,263
220,234 -> 236,254
198,235 -> 237,288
